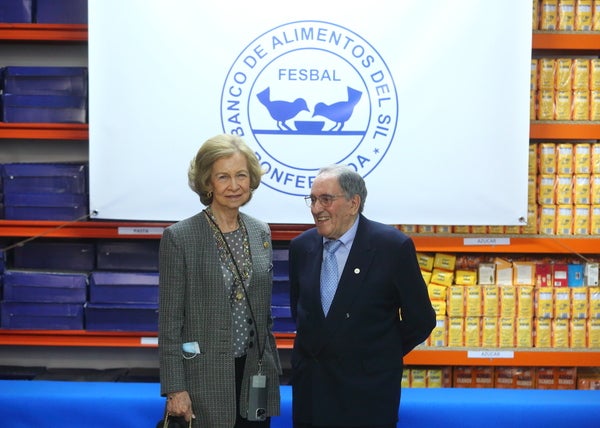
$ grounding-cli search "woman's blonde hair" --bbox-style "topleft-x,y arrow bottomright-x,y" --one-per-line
188,134 -> 264,206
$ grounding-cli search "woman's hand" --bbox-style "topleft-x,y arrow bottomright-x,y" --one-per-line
167,390 -> 195,422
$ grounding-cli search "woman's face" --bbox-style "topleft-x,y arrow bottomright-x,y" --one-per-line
209,152 -> 251,212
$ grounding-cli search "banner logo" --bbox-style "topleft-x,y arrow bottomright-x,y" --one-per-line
221,20 -> 398,196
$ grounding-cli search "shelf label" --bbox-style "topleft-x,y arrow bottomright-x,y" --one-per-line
463,237 -> 510,246
140,337 -> 158,346
118,227 -> 165,235
468,350 -> 514,359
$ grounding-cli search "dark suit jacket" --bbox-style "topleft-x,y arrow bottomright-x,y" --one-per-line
289,214 -> 436,426
158,212 -> 281,427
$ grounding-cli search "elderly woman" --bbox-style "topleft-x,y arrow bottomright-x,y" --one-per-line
158,134 -> 281,427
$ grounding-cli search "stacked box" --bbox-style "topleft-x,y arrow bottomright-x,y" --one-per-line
271,305 -> 295,333
1,163 -> 88,220
3,270 -> 87,303
272,248 -> 290,306
12,240 -> 95,271
0,0 -> 32,23
1,66 -> 87,123
86,271 -> 159,331
0,301 -> 83,329
96,240 -> 159,271
35,0 -> 87,24
89,271 -> 158,304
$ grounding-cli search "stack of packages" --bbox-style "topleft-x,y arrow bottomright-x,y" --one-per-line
85,240 -> 160,332
0,66 -> 88,123
1,163 -> 88,221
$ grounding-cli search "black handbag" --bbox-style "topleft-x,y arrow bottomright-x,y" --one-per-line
156,413 -> 192,428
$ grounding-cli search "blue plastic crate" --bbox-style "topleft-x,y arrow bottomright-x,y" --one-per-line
2,66 -> 88,96
3,270 -> 88,303
35,0 -> 87,24
96,240 -> 160,271
1,93 -> 87,123
271,305 -> 295,333
0,0 -> 32,23
2,163 -> 87,194
89,271 -> 159,304
85,303 -> 158,332
1,301 -> 84,330
13,240 -> 95,271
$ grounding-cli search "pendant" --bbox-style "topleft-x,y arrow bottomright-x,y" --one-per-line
236,291 -> 244,300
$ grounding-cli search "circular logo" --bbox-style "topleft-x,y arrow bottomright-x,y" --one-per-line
221,20 -> 398,196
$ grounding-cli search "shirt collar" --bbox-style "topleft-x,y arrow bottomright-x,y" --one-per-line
323,215 -> 359,249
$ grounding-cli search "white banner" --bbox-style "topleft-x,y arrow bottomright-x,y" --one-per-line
88,0 -> 532,225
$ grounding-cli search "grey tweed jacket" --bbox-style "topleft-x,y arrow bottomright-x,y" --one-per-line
158,211 -> 281,427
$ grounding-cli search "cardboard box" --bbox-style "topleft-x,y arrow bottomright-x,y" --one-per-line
0,301 -> 84,329
495,258 -> 513,286
567,264 -> 585,287
89,271 -> 158,304
2,269 -> 87,303
513,262 -> 536,286
535,263 -> 553,287
474,367 -> 495,388
478,263 -> 495,285
84,303 -> 158,331
552,263 -> 569,287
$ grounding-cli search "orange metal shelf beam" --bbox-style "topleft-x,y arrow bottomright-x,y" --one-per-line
410,234 -> 600,254
532,31 -> 600,50
0,220 -> 172,240
0,23 -> 87,41
0,123 -> 88,140
1,330 -> 596,367
405,347 -> 600,367
1,221 -> 599,254
530,122 -> 600,140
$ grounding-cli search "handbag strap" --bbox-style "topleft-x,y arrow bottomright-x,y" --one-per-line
162,413 -> 192,428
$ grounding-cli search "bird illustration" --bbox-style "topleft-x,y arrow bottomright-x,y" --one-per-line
256,87 -> 309,131
313,86 -> 362,131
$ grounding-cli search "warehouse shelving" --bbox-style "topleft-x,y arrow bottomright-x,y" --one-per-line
0,25 -> 599,368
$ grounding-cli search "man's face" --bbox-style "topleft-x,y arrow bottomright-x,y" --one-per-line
309,172 -> 360,239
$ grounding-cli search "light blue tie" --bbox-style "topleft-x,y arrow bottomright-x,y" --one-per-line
320,239 -> 342,316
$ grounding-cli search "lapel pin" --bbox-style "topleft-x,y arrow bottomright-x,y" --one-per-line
263,241 -> 270,248
354,268 -> 360,274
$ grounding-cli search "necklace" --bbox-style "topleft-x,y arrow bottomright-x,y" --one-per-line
204,208 -> 252,303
